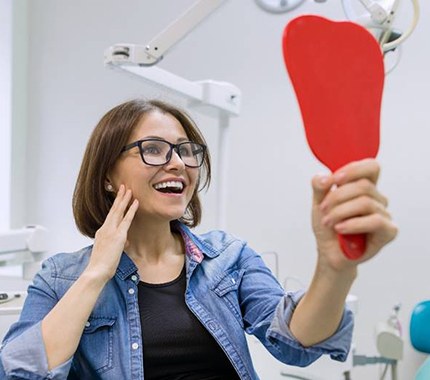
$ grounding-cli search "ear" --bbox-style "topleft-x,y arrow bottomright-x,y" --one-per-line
104,178 -> 115,192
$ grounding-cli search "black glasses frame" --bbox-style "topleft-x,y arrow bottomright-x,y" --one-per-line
121,138 -> 207,168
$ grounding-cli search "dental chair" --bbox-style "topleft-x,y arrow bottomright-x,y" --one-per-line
410,300 -> 430,379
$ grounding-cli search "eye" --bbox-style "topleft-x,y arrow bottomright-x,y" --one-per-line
142,142 -> 163,156
178,144 -> 192,157
192,146 -> 204,155
145,146 -> 160,154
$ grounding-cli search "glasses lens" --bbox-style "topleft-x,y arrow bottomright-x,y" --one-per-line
177,142 -> 205,168
140,140 -> 171,165
140,140 -> 205,167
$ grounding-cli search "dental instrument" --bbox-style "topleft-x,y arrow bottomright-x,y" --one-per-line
0,293 -> 21,305
0,292 -> 27,317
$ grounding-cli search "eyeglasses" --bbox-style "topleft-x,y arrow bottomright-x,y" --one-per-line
121,138 -> 207,168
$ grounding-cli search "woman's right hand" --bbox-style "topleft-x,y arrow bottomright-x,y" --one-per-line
85,184 -> 139,283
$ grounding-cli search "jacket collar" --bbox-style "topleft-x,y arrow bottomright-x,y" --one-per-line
115,222 -> 220,281
116,253 -> 138,280
175,222 -> 220,260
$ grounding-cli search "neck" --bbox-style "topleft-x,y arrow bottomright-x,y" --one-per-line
126,217 -> 182,264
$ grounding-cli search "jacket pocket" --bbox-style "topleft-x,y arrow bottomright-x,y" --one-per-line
212,269 -> 245,327
79,316 -> 116,374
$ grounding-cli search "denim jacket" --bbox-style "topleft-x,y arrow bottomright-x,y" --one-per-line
0,223 -> 353,379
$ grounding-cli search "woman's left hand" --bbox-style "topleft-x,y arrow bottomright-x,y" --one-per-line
311,158 -> 398,271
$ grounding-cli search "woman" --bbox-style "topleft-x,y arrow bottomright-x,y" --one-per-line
0,99 -> 397,379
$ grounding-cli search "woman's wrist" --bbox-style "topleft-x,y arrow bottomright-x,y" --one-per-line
81,266 -> 112,288
315,256 -> 358,284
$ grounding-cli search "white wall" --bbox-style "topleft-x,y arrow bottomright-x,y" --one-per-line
0,0 -> 12,230
10,0 -> 28,230
10,0 -> 430,378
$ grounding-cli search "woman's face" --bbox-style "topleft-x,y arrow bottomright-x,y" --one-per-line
108,110 -> 199,224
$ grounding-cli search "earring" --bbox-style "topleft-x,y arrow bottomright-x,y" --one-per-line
106,184 -> 114,192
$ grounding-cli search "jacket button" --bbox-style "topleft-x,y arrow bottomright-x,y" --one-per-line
85,321 -> 91,327
132,342 -> 139,350
131,275 -> 138,282
128,288 -> 135,295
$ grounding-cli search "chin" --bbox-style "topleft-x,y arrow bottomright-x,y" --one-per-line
161,210 -> 187,223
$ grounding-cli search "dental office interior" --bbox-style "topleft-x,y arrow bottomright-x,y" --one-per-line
1,0 -> 429,379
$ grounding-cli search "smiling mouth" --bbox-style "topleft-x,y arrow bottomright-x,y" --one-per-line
153,181 -> 184,194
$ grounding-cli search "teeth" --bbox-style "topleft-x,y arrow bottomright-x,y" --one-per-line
154,181 -> 184,190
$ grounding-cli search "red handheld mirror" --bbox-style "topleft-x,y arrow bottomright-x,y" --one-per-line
283,15 -> 385,259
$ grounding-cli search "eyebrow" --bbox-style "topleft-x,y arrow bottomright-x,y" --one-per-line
139,136 -> 189,143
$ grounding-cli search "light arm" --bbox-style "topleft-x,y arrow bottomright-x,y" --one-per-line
358,0 -> 389,24
105,0 -> 226,67
103,0 -> 240,117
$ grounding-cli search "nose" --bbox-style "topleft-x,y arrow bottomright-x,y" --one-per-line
164,149 -> 185,171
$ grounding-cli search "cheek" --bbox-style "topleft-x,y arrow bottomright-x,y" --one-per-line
188,171 -> 200,192
112,173 -> 138,190
109,163 -> 131,189
111,163 -> 155,190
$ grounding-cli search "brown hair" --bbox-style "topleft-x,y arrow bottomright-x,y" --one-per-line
72,99 -> 211,238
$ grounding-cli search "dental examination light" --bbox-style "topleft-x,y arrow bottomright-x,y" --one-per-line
321,0 -> 420,73
340,0 -> 420,52
341,0 -> 420,73
0,225 -> 48,280
255,0 -> 305,13
104,0 -> 240,229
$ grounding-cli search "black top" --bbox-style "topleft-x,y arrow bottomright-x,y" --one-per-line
137,267 -> 240,380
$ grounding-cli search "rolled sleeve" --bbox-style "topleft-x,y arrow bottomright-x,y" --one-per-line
0,257 -> 74,379
266,290 -> 354,366
238,245 -> 354,367
0,322 -> 72,379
